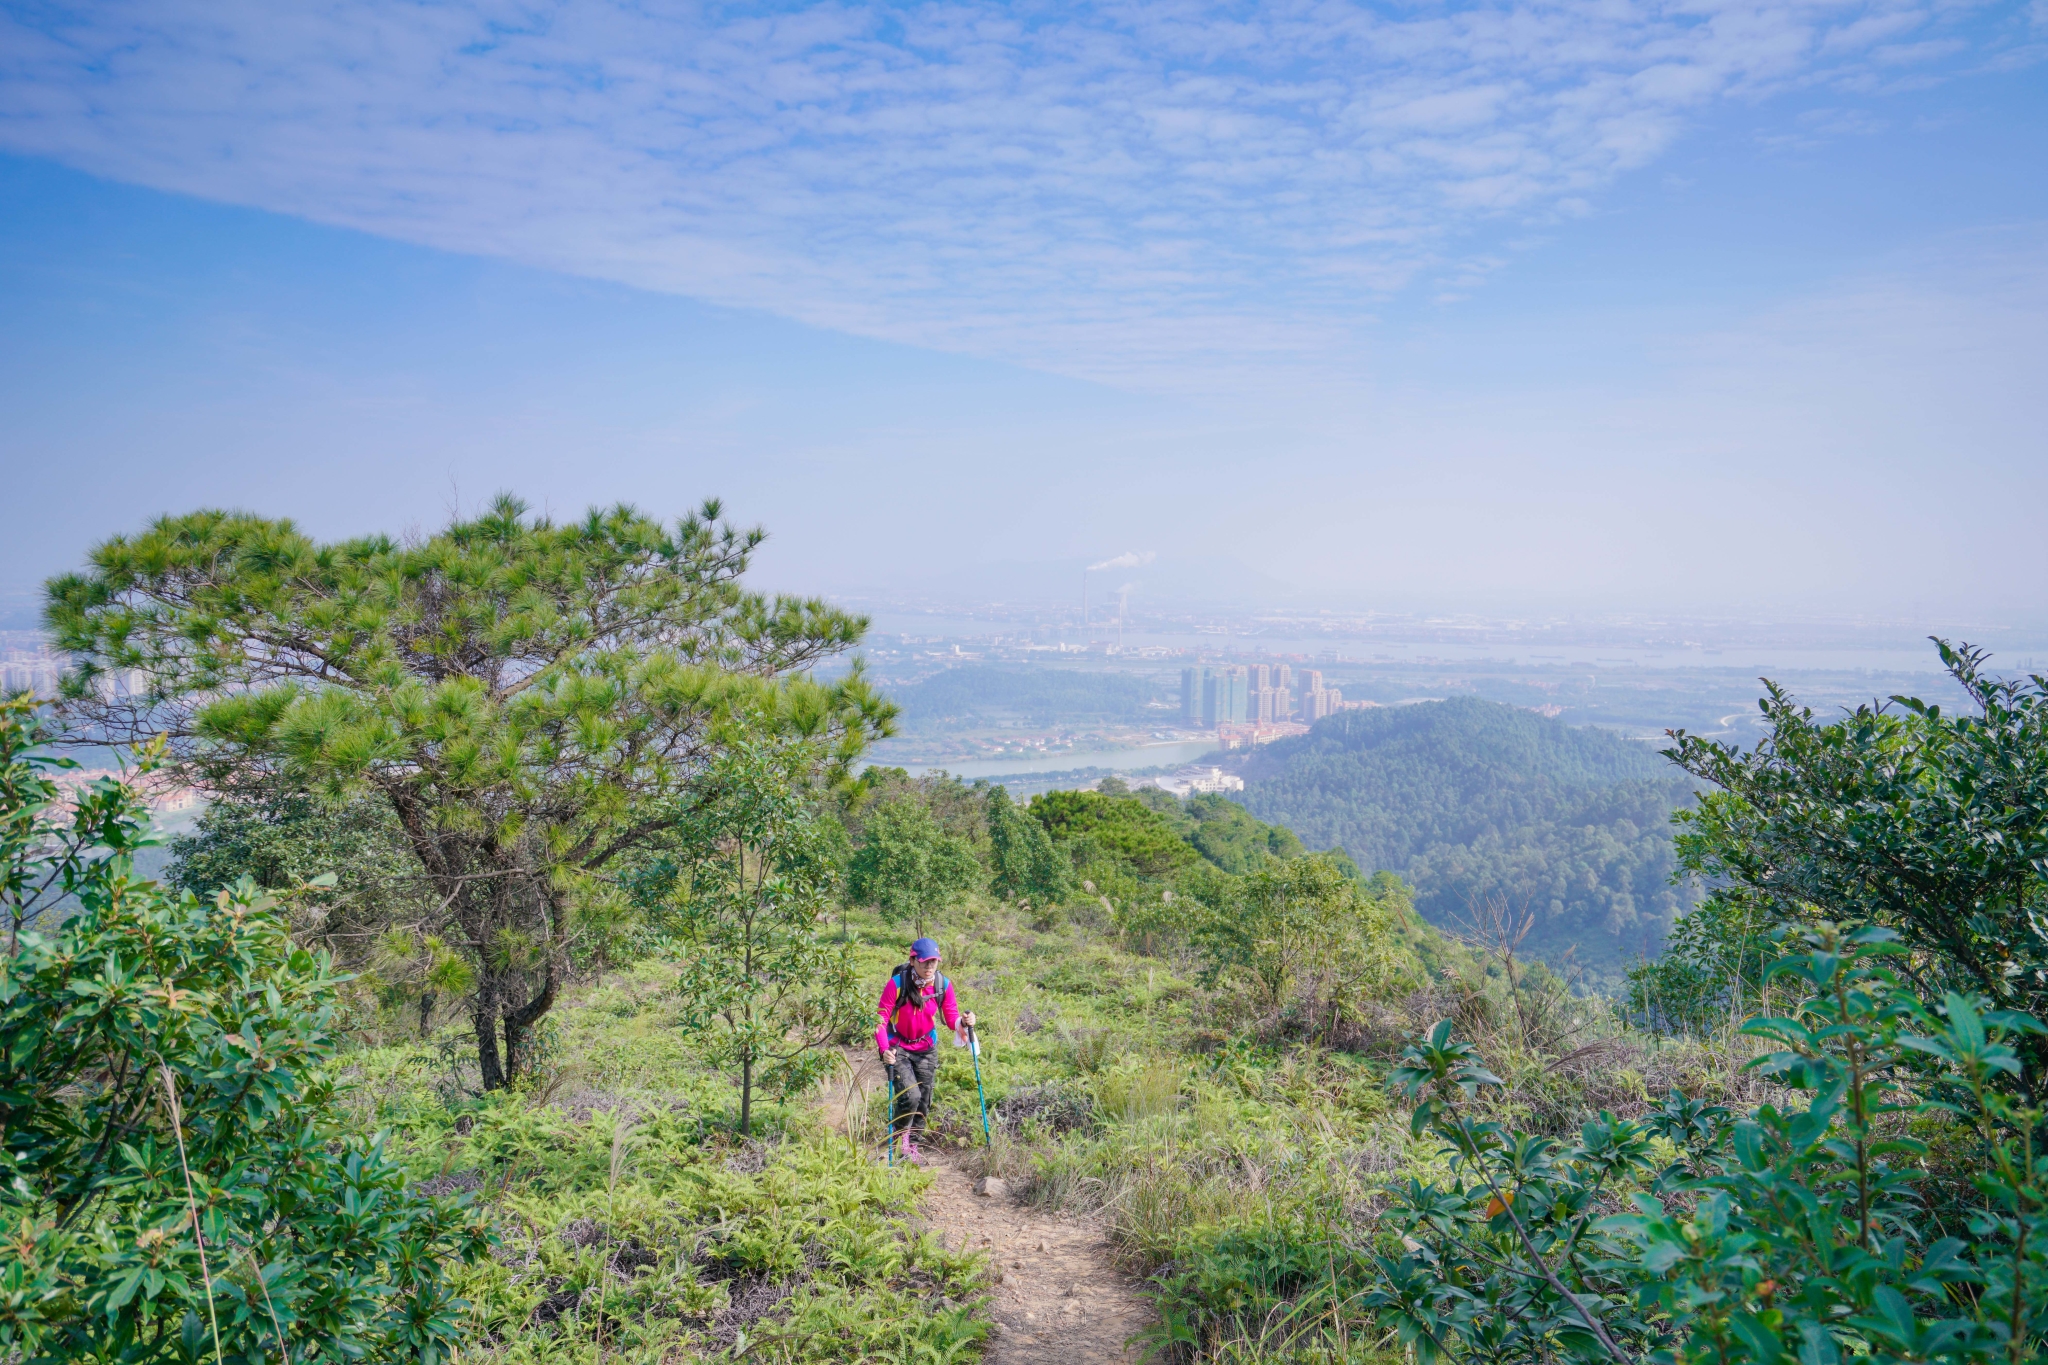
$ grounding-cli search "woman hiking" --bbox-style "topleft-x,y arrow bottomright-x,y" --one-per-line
876,937 -> 975,1165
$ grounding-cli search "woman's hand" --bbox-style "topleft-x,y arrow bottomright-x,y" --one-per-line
880,1047 -> 897,1066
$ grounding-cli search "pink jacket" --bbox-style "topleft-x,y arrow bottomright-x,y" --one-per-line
876,970 -> 958,1054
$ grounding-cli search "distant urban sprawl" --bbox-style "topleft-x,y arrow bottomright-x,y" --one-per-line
1181,663 -> 1369,728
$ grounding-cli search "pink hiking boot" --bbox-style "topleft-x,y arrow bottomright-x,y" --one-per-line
902,1135 -> 925,1166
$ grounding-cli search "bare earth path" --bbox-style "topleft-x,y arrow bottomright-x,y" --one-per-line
825,1052 -> 1152,1364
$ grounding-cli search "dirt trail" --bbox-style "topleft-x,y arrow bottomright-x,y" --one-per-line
824,1052 -> 1153,1364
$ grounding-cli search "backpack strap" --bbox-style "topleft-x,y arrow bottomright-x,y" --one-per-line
886,965 -> 919,1045
885,969 -> 951,1046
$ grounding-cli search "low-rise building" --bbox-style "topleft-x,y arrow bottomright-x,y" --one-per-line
1135,764 -> 1246,797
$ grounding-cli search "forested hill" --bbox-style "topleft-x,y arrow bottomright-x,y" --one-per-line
1239,697 -> 1697,984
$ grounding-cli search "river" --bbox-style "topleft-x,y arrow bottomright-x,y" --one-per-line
875,737 -> 1223,780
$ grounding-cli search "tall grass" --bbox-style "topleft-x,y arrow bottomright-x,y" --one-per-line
342,941 -> 992,1365
900,894 -> 1805,1362
329,892 -> 1789,1363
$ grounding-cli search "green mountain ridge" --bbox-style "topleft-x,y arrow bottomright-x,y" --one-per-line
1238,696 -> 1699,984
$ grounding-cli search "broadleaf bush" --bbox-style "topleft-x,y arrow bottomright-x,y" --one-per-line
1370,923 -> 2048,1364
0,697 -> 491,1364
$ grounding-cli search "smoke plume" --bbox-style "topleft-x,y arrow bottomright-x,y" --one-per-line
1087,550 -> 1155,572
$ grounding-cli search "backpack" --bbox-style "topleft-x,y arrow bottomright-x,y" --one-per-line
886,965 -> 950,1046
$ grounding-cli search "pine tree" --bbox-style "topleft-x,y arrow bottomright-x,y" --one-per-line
44,496 -> 891,1088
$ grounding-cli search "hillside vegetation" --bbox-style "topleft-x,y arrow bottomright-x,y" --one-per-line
13,501 -> 2048,1365
1241,697 -> 1698,983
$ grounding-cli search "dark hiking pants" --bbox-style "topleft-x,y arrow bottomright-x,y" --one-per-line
887,1048 -> 940,1139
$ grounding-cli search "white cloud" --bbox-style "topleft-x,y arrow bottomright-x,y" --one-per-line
1822,8 -> 1927,53
0,0 -> 2029,387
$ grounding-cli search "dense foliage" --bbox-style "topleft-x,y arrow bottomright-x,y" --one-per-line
45,496 -> 891,1088
1653,642 -> 2048,1084
1241,697 -> 1698,979
983,784 -> 1073,909
1378,925 -> 2047,1365
161,781 -> 470,1032
833,771 -> 1349,964
1030,787 -> 1203,879
0,699 -> 489,1364
1192,853 -> 1406,1038
844,795 -> 981,932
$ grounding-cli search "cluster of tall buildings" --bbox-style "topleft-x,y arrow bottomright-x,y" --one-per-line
0,653 -> 62,696
1181,663 -> 1344,727
0,653 -> 149,699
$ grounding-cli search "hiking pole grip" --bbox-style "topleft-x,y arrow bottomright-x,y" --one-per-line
968,1024 -> 991,1147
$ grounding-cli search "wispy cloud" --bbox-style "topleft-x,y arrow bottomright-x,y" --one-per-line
0,0 -> 2031,387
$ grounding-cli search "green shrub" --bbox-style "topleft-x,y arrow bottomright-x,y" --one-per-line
0,699 -> 490,1364
1371,924 -> 2048,1364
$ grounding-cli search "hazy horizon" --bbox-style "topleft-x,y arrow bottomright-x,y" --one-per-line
4,3 -> 2044,620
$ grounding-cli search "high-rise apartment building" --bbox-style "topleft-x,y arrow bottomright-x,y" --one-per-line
1239,662 -> 1307,723
1203,665 -> 1248,725
1191,665 -> 1252,726
1299,672 -> 1345,723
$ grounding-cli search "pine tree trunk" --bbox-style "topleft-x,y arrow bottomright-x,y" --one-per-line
387,800 -> 561,1092
474,992 -> 506,1091
501,968 -> 558,1086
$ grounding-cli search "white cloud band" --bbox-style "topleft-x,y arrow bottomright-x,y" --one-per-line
1,0 -> 2033,386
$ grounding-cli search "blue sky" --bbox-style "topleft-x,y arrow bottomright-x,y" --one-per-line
2,0 -> 2044,620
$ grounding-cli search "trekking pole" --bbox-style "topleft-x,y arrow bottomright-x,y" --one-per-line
967,1024 -> 991,1147
886,1064 -> 896,1167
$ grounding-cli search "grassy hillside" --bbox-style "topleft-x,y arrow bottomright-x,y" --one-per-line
267,772 -> 1477,1364
21,674 -> 2040,1365
1240,697 -> 1698,984
322,770 -> 1502,1364
334,889 -> 1605,1365
332,868 -> 1739,1365
345,961 -> 989,1364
